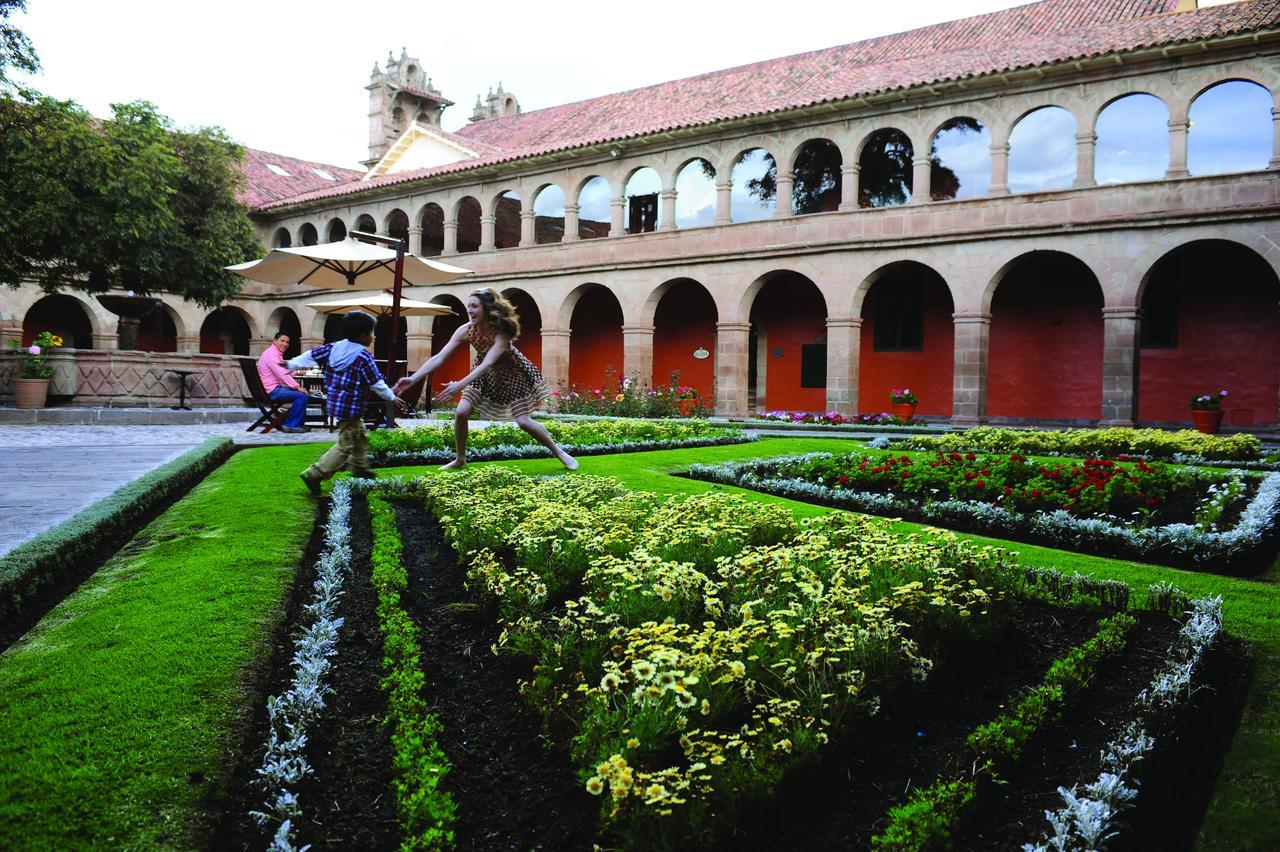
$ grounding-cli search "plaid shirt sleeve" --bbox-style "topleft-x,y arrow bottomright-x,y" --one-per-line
320,348 -> 387,421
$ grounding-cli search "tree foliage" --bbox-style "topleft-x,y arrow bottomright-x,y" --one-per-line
0,0 -> 38,92
0,95 -> 261,307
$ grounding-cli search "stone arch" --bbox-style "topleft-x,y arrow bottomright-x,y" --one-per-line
133,301 -> 180,352
576,175 -> 611,240
454,196 -> 482,253
297,222 -> 319,246
198,305 -> 257,355
271,227 -> 292,248
790,139 -> 842,214
531,184 -> 566,245
493,190 -> 522,249
419,202 -> 445,255
502,287 -> 543,367
1125,229 -> 1280,307
744,269 -> 828,411
673,158 -> 717,230
648,277 -> 718,396
21,293 -> 98,349
428,293 -> 469,383
1007,105 -> 1078,193
385,208 -> 410,245
325,217 -> 347,242
623,167 -> 663,234
929,117 -> 992,200
728,147 -> 778,223
353,213 -> 377,234
1094,93 -> 1170,184
1187,79 -> 1274,177
857,127 -> 914,207
266,306 -> 303,358
566,283 -> 624,388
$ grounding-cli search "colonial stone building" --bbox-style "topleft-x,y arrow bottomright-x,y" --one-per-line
5,0 -> 1280,426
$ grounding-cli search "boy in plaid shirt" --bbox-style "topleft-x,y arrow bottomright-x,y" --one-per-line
286,311 -> 397,494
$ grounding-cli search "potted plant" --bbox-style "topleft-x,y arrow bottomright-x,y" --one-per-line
889,387 -> 918,421
8,331 -> 63,409
1190,389 -> 1227,434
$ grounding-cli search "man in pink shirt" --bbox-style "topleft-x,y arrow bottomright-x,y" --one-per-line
257,331 -> 309,432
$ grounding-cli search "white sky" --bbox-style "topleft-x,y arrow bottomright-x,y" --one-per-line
13,0 -> 1240,170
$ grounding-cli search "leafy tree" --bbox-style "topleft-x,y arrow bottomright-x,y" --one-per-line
0,0 -> 38,92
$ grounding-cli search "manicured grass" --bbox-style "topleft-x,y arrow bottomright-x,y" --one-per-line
386,437 -> 1280,850
0,443 -> 325,849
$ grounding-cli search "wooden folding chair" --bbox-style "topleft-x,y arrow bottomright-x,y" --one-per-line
237,357 -> 287,433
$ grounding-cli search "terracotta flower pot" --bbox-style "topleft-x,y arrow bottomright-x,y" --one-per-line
1192,409 -> 1223,434
13,377 -> 49,409
890,402 -> 917,421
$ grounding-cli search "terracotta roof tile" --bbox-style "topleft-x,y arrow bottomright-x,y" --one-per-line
256,0 -> 1280,211
238,148 -> 364,207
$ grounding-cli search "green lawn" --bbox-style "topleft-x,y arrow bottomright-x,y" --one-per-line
388,437 -> 1280,851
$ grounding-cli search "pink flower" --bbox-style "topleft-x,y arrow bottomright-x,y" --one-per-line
27,345 -> 40,355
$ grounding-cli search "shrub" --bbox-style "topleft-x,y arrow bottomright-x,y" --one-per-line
896,426 -> 1262,462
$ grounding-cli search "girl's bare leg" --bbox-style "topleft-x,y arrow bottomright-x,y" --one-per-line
442,399 -> 474,470
514,415 -> 578,470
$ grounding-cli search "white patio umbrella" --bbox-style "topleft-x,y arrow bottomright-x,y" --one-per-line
304,291 -> 456,317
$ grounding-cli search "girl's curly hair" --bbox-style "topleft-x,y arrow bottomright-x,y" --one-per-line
471,288 -> 521,339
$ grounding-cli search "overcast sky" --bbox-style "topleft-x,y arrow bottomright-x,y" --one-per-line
14,1 -> 1240,170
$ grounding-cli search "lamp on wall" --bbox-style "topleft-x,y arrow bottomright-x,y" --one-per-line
610,146 -> 624,158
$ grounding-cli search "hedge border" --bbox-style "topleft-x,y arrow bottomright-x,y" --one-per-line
0,436 -> 235,634
371,433 -> 756,467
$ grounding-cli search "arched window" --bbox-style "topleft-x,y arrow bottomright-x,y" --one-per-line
420,204 -> 444,255
674,160 -> 715,229
624,168 -> 662,234
1188,80 -> 1273,176
930,118 -> 990,200
386,209 -> 409,246
456,197 -> 481,253
730,148 -> 776,223
792,140 -> 841,214
1008,106 -> 1076,193
577,176 -> 611,240
272,227 -> 291,248
326,218 -> 347,242
532,185 -> 565,244
354,214 -> 377,234
494,191 -> 521,249
299,223 -> 318,246
858,129 -> 913,208
1095,94 -> 1169,184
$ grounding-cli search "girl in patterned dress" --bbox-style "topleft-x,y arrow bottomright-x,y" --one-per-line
394,288 -> 578,470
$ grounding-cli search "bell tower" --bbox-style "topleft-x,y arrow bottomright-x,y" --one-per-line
365,48 -> 454,167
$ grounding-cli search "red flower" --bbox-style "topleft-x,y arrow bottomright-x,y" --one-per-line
837,475 -> 849,485
976,480 -> 986,488
1003,487 -> 1013,496
965,453 -> 976,460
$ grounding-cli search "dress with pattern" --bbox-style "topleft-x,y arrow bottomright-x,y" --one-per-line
461,322 -> 549,419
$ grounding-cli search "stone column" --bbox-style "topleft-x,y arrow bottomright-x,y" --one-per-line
175,335 -> 199,354
658,190 -> 677,231
825,317 -> 862,414
838,164 -> 860,211
0,317 -> 20,346
714,180 -> 733,225
1073,131 -> 1097,188
1166,117 -> 1190,179
405,316 -> 432,370
951,312 -> 991,425
480,215 -> 496,251
622,325 -> 655,386
519,210 -> 536,246
714,321 -> 751,417
407,225 -> 423,254
774,171 -> 795,217
988,143 -> 1011,196
540,327 -> 572,398
609,195 -> 626,237
1270,105 -> 1280,169
563,202 -> 581,242
92,332 -> 118,350
1100,306 -> 1141,426
910,156 -> 931,204
442,220 -> 458,255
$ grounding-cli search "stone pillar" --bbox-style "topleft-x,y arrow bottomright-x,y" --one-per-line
825,317 -> 862,414
622,325 -> 655,386
480,215 -> 495,251
175,335 -> 199,354
774,171 -> 795,217
407,225 -> 423,254
657,190 -> 677,231
714,321 -> 751,417
988,143 -> 1011,196
541,327 -> 572,397
910,156 -> 931,204
1073,131 -> 1097,188
1270,105 -> 1280,169
405,316 -> 432,370
563,202 -> 581,242
1100,306 -> 1141,426
0,317 -> 20,346
951,312 -> 991,425
249,336 -> 272,358
838,164 -> 860,211
519,210 -> 536,246
714,180 -> 732,225
1166,117 -> 1190,179
92,332 -> 118,350
609,196 -> 626,237
442,220 -> 458,255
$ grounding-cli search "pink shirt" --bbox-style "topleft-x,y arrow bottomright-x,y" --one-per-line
257,346 -> 300,393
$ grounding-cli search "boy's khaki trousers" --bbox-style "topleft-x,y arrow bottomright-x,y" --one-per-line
305,417 -> 371,481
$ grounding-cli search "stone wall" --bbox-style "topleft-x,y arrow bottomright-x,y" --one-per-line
0,349 -> 250,408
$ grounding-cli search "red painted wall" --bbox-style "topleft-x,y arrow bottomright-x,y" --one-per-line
652,282 -> 716,394
504,290 -> 542,369
1139,248 -> 1280,425
23,296 -> 92,349
859,274 -> 954,416
750,276 -> 827,411
988,256 -> 1103,421
569,287 -> 623,388
432,308 -> 470,383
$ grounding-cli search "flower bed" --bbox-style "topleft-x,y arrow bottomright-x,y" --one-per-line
891,426 -> 1263,463
760,410 -> 910,426
367,418 -> 752,465
553,375 -> 712,418
684,452 -> 1280,574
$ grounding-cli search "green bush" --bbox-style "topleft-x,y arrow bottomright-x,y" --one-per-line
900,426 -> 1262,462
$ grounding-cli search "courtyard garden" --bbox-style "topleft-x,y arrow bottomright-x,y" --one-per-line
0,423 -> 1276,850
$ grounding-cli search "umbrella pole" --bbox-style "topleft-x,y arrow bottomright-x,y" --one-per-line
383,238 -> 407,428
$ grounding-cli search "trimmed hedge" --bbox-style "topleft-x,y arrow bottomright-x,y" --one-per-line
892,426 -> 1263,463
0,437 -> 235,628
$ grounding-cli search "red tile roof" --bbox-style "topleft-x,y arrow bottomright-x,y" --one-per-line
254,0 -> 1280,211
238,147 -> 364,208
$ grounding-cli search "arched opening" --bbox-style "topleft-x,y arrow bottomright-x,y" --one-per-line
652,279 -> 717,396
988,252 -> 1103,420
674,159 -> 716,229
1008,106 -> 1076,193
858,264 -> 955,416
1139,240 -> 1280,426
267,307 -> 302,358
323,314 -> 345,343
748,272 -> 827,411
299,223 -> 318,246
420,203 -> 444,256
386,209 -> 410,246
1095,94 -> 1169,184
373,315 -> 408,364
577,176 -> 611,240
494,191 -> 521,249
569,286 -> 624,388
326,218 -> 347,242
22,295 -> 92,349
354,213 -> 377,235
1188,80 -> 1273,176
532,185 -> 565,244
503,288 -> 542,368
930,118 -> 990,200
272,227 -> 292,248
456,197 -> 481,253
199,307 -> 252,355
134,303 -> 178,352
730,148 -> 777,222
858,128 -> 914,208
430,294 -> 469,384
624,168 -> 662,234
792,139 -> 842,214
